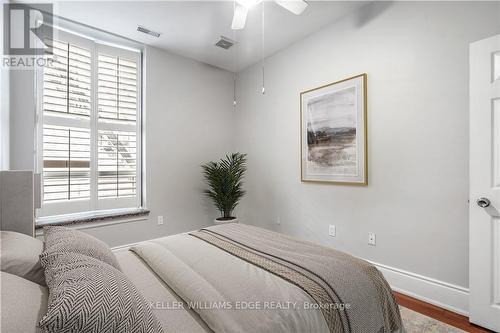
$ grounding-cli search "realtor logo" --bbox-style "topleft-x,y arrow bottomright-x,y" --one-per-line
3,3 -> 53,55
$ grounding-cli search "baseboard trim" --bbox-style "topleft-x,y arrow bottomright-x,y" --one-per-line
370,260 -> 469,316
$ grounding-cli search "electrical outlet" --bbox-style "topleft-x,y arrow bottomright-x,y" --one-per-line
276,216 -> 281,225
329,225 -> 336,237
157,216 -> 164,225
368,232 -> 376,246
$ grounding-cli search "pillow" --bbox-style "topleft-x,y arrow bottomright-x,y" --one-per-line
0,231 -> 46,285
43,226 -> 121,270
1,271 -> 48,333
39,251 -> 163,333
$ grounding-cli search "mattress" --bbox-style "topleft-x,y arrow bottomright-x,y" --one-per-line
114,249 -> 212,333
115,224 -> 402,333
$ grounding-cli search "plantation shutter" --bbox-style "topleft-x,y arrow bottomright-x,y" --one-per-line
97,55 -> 137,122
42,125 -> 91,202
37,29 -> 141,217
96,44 -> 141,210
43,39 -> 92,117
39,31 -> 94,216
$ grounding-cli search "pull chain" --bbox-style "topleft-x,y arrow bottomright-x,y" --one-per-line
261,1 -> 265,95
233,0 -> 238,108
233,73 -> 237,107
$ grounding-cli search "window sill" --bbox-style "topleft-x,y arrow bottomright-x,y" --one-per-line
35,208 -> 150,229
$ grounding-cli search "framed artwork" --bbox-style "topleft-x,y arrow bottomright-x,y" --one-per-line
300,73 -> 367,185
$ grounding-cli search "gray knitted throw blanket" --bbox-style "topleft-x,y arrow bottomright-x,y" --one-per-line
190,223 -> 402,333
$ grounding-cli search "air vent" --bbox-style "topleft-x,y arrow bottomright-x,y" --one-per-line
215,36 -> 235,50
137,25 -> 161,38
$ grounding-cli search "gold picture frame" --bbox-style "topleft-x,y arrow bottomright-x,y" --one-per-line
300,73 -> 368,185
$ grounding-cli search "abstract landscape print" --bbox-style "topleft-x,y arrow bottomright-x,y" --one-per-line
301,74 -> 367,185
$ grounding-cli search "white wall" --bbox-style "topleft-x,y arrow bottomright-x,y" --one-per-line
10,46 -> 235,246
233,1 -> 500,291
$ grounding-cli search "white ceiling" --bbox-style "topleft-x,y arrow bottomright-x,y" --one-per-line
50,1 -> 366,72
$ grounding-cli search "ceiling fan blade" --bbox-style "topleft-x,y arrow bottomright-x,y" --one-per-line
232,3 -> 248,30
274,0 -> 308,15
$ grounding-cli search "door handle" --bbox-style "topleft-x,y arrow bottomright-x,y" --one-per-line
477,197 -> 491,208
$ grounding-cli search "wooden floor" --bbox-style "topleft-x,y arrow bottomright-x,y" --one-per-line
394,292 -> 493,333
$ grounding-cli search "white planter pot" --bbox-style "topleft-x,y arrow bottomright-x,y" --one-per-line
214,217 -> 238,224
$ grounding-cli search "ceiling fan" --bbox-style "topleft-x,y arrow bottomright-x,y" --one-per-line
231,0 -> 308,30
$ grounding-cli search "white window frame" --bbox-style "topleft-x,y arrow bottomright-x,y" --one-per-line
35,27 -> 143,218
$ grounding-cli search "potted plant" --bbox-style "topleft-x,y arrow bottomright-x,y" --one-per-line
201,153 -> 247,224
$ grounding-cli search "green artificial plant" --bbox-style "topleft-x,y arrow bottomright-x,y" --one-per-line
201,153 -> 247,220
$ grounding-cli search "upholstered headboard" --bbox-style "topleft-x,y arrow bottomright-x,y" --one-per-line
0,170 -> 35,236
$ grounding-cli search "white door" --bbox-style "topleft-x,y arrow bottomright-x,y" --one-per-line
470,34 -> 500,332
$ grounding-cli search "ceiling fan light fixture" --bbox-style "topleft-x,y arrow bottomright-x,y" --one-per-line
275,0 -> 308,15
231,4 -> 248,30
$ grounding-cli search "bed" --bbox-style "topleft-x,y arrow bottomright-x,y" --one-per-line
1,223 -> 403,333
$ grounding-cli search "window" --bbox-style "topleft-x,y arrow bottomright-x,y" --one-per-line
36,29 -> 142,218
